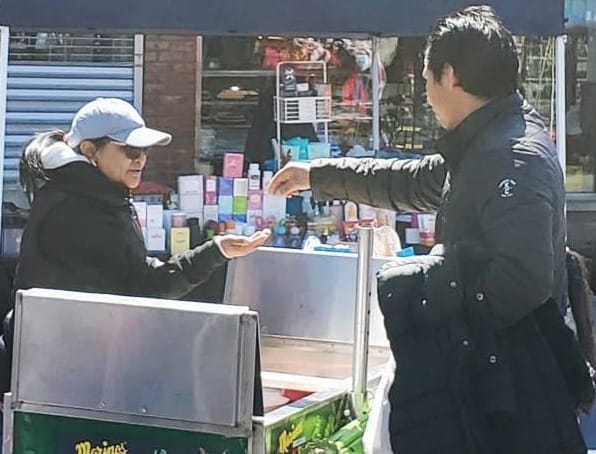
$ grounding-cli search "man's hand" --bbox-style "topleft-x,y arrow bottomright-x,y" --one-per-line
267,161 -> 312,197
216,229 -> 271,258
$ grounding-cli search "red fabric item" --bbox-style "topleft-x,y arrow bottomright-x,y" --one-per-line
342,73 -> 370,104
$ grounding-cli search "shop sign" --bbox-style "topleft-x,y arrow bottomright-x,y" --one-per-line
13,411 -> 248,454
267,395 -> 349,454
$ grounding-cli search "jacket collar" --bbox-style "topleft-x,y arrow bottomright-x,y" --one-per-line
436,92 -> 523,170
46,162 -> 131,207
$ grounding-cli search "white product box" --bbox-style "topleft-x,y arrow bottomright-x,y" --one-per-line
263,195 -> 287,221
179,195 -> 204,213
233,178 -> 249,197
146,228 -> 166,251
146,204 -> 164,229
177,175 -> 204,195
203,205 -> 219,223
132,202 -> 147,227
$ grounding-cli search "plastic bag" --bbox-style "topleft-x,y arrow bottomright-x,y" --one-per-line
363,357 -> 395,453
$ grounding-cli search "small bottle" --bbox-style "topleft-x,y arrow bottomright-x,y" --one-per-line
330,201 -> 344,228
320,228 -> 329,245
273,224 -> 288,248
287,225 -> 302,249
344,201 -> 359,222
302,222 -> 321,251
262,171 -> 273,191
248,163 -> 261,190
187,217 -> 201,248
302,191 -> 315,218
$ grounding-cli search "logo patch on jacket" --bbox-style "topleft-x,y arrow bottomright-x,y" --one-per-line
498,179 -> 516,198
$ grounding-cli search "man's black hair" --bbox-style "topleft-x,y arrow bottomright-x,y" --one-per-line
425,5 -> 519,99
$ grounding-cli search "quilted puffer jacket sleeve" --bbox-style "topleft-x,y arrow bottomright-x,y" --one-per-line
309,155 -> 447,212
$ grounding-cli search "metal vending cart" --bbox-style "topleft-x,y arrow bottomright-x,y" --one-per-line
4,289 -> 260,453
3,227 -> 390,453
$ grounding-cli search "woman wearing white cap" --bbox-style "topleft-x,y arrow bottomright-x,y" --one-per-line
13,97 -> 269,299
0,98 -> 270,391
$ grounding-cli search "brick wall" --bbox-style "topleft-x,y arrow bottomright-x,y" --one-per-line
142,35 -> 198,189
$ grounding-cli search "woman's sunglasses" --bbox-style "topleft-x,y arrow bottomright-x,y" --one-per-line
112,142 -> 148,160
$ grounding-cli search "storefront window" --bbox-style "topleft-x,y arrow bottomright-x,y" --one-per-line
517,37 -> 556,130
378,37 -> 440,156
199,36 -> 376,173
9,32 -> 134,63
198,36 -> 564,166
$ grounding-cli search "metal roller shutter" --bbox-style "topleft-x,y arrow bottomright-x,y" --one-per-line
3,32 -> 137,204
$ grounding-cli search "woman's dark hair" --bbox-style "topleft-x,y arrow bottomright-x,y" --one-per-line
424,5 -> 519,99
19,130 -> 65,204
20,131 -> 110,203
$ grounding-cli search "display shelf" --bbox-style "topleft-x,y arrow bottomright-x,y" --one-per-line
202,100 -> 259,106
201,122 -> 251,129
273,96 -> 332,123
203,69 -> 275,78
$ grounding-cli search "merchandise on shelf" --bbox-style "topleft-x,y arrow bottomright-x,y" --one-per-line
136,157 -> 437,256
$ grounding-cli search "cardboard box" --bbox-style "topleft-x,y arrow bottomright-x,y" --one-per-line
374,208 -> 396,228
163,210 -> 173,231
205,175 -> 218,193
132,202 -> 147,227
233,196 -> 248,214
218,177 -> 235,196
218,213 -> 233,223
223,153 -> 244,178
248,190 -> 263,210
203,205 -> 219,223
417,213 -> 436,247
218,196 -> 234,214
344,201 -> 359,222
178,175 -> 204,212
177,175 -> 203,195
179,195 -> 203,213
147,228 -> 166,251
263,195 -> 287,221
247,210 -> 263,226
204,193 -> 217,205
233,178 -> 249,197
170,227 -> 190,255
359,204 -> 377,222
204,176 -> 218,205
146,204 -> 164,228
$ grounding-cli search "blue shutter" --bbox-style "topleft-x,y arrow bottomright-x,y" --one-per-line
4,63 -> 135,191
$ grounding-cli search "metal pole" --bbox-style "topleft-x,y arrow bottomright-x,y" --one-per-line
352,226 -> 374,417
371,37 -> 381,156
555,35 -> 567,184
133,34 -> 144,112
0,27 -> 9,236
3,392 -> 13,454
275,62 -> 282,170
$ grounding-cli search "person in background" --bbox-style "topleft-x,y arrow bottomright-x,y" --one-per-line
269,6 -> 593,454
244,80 -> 318,166
0,97 -> 269,394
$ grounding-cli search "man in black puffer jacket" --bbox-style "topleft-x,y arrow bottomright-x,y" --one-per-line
269,5 -> 594,453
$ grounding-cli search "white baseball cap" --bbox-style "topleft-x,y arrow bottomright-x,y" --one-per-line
66,98 -> 172,148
